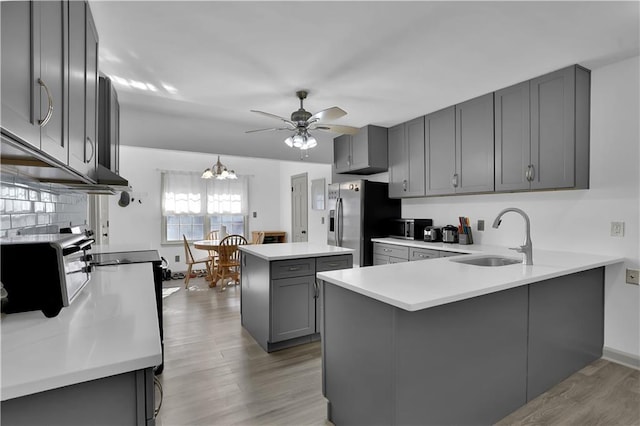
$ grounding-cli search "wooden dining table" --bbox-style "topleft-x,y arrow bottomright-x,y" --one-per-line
193,240 -> 221,285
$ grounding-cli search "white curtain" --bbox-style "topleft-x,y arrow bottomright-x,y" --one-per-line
205,176 -> 248,215
161,172 -> 205,215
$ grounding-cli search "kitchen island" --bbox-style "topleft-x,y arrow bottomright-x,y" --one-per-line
1,263 -> 162,425
239,242 -> 353,352
316,248 -> 624,425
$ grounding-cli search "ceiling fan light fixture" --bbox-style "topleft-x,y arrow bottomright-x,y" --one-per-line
292,133 -> 305,148
284,136 -> 294,147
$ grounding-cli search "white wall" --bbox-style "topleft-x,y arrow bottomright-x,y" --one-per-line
403,56 -> 640,359
278,161 -> 333,245
109,146 -> 331,271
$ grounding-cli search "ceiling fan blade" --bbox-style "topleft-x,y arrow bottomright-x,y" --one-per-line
250,110 -> 296,127
314,124 -> 359,135
309,106 -> 347,123
245,127 -> 293,134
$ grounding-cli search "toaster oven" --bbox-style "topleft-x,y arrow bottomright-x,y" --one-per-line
0,234 -> 94,317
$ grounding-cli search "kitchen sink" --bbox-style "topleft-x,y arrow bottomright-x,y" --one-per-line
450,255 -> 521,267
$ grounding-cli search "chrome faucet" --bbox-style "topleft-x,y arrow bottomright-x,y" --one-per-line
492,207 -> 533,265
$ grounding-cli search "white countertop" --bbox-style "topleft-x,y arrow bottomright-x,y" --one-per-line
317,244 -> 624,312
239,242 -> 354,261
1,263 -> 162,401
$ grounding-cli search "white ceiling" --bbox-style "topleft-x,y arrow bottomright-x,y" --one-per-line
89,1 -> 640,164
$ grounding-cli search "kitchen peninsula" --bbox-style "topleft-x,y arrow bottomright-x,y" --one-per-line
0,263 -> 161,425
239,242 -> 353,352
317,248 -> 624,425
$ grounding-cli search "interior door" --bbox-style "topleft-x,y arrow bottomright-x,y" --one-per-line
291,173 -> 308,242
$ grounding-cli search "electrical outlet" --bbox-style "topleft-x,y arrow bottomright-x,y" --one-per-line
477,220 -> 485,231
175,255 -> 180,262
610,221 -> 625,237
321,216 -> 325,225
626,269 -> 639,285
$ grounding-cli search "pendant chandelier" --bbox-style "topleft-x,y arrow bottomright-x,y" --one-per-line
201,156 -> 237,180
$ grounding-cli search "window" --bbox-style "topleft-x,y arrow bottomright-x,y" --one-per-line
161,171 -> 248,244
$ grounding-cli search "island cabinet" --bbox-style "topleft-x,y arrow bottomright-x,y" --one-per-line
495,65 -> 590,191
388,116 -> 426,198
334,125 -> 388,174
321,267 -> 605,425
241,248 -> 353,352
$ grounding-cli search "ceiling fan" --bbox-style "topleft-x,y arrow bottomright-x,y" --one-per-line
246,90 -> 359,151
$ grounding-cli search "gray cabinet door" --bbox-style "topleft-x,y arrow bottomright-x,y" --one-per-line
67,0 -> 88,176
530,66 -> 575,190
1,1 -> 41,148
271,275 -> 315,343
37,0 -> 67,163
495,81 -> 531,191
333,134 -> 351,173
405,116 -> 426,197
388,123 -> 407,198
455,93 -> 495,194
85,7 -> 99,180
425,106 -> 456,196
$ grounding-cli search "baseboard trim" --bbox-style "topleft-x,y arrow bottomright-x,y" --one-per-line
602,347 -> 640,370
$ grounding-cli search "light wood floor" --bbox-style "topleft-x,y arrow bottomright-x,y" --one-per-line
157,277 -> 639,426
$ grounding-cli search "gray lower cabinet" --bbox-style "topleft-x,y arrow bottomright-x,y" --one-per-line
1,367 -> 156,426
323,268 -> 604,425
373,242 -> 463,264
241,253 -> 352,352
495,65 -> 590,192
388,117 -> 426,198
334,125 -> 388,174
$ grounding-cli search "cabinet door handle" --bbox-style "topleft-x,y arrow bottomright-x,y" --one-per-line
288,266 -> 300,271
37,78 -> 54,127
525,166 -> 531,181
383,248 -> 392,252
85,137 -> 95,163
452,173 -> 459,188
528,164 -> 535,181
326,262 -> 339,267
402,180 -> 407,191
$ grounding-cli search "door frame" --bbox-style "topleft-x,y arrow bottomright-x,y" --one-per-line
291,173 -> 308,242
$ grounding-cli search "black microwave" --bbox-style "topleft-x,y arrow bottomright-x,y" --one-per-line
390,219 -> 433,240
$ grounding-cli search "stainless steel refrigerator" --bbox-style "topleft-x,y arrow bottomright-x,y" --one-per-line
327,180 -> 401,266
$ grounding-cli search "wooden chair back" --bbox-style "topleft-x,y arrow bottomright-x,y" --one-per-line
251,231 -> 265,244
206,230 -> 219,241
218,234 -> 248,264
183,235 -> 196,264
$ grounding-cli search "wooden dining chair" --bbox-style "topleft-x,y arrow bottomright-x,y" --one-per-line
183,235 -> 212,288
251,231 -> 265,244
205,230 -> 220,267
212,234 -> 248,290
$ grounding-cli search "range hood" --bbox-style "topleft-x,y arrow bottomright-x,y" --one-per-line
1,131 -> 129,194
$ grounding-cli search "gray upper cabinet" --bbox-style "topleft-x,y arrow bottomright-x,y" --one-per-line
496,65 -> 590,192
388,117 -> 425,198
68,1 -> 98,179
334,125 -> 388,175
35,1 -> 67,163
99,76 -> 121,174
455,93 -> 495,194
1,1 -> 41,148
495,81 -> 531,191
1,1 -> 67,163
531,66 -> 589,190
425,107 -> 456,196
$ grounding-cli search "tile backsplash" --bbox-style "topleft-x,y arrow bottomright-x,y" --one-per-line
0,173 -> 88,237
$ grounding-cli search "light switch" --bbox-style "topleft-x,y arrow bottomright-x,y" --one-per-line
253,211 -> 257,218
610,221 -> 625,237
626,269 -> 639,285
477,220 -> 485,232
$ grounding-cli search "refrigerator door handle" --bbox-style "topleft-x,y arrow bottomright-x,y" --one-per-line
336,197 -> 343,246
